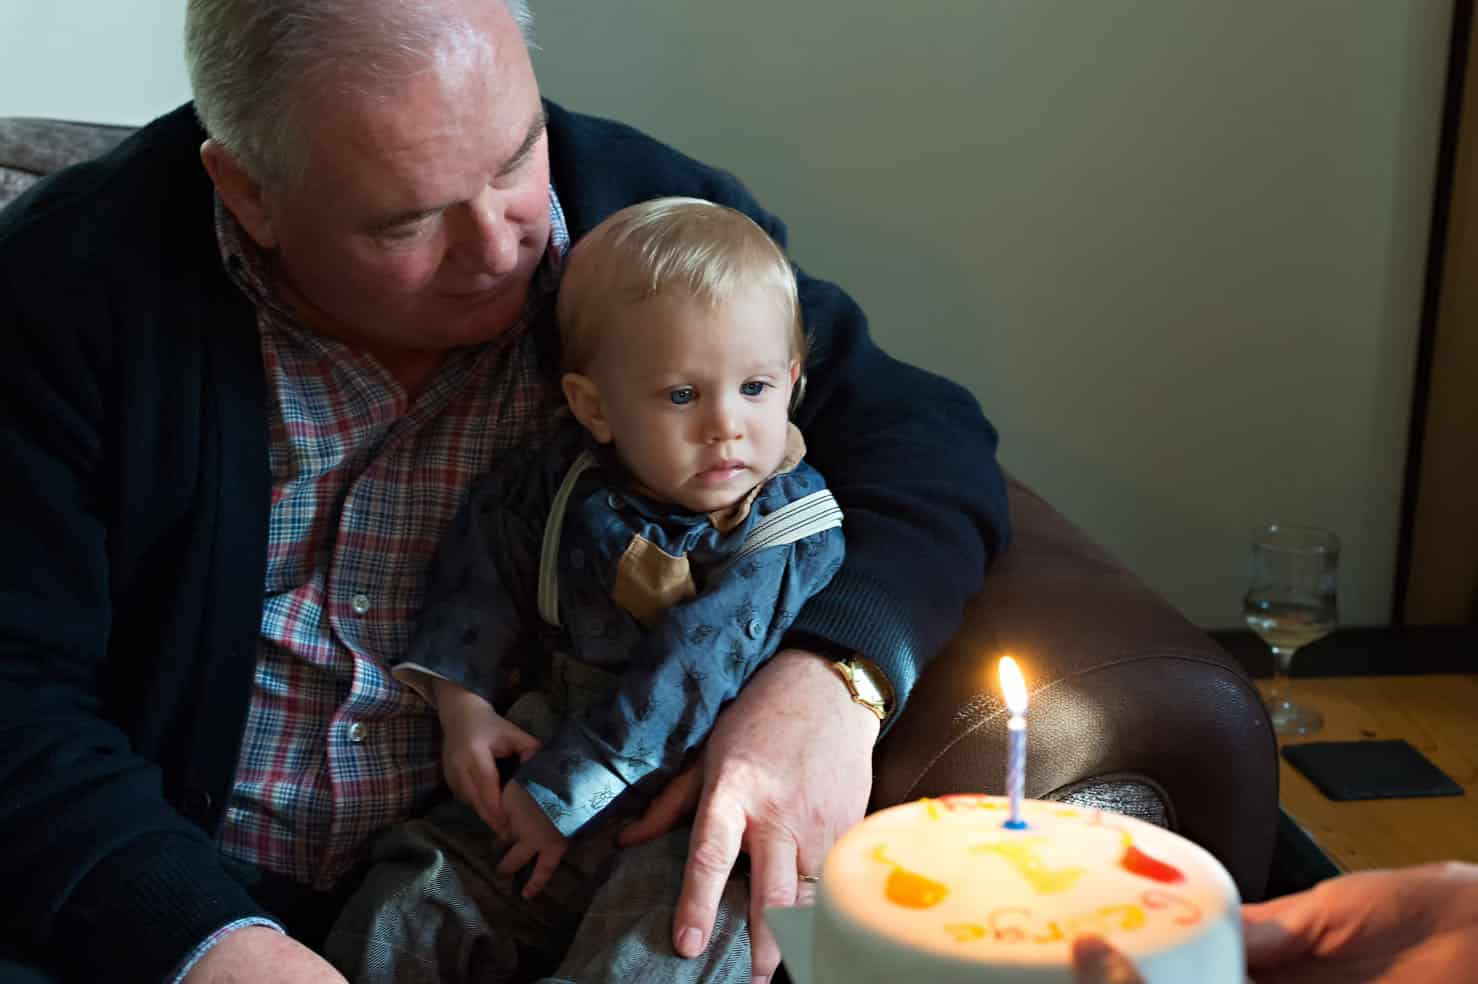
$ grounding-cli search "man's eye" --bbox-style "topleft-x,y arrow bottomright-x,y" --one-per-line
740,381 -> 768,397
377,214 -> 434,242
669,387 -> 696,405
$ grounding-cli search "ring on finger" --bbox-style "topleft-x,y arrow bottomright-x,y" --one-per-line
797,872 -> 820,883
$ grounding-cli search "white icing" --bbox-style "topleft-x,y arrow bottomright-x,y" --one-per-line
809,795 -> 1244,984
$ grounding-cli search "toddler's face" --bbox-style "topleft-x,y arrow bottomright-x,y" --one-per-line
571,285 -> 799,514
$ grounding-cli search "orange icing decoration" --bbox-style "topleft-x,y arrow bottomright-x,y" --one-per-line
1142,889 -> 1203,926
1120,843 -> 1186,883
975,902 -> 1159,946
988,907 -> 1032,942
871,845 -> 950,909
885,867 -> 950,908
1031,921 -> 1067,944
945,923 -> 987,943
1077,905 -> 1148,933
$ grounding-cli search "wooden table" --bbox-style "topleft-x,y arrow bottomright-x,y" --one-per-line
1255,674 -> 1478,871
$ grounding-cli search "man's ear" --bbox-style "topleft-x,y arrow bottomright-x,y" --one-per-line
200,139 -> 277,250
562,372 -> 614,444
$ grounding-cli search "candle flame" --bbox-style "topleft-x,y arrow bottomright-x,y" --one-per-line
998,656 -> 1028,714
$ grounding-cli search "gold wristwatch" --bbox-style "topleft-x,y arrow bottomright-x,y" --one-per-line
830,655 -> 895,722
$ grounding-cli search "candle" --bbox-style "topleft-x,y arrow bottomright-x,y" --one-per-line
997,656 -> 1028,829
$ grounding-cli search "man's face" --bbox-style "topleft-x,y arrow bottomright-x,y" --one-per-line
246,5 -> 551,360
577,286 -> 801,514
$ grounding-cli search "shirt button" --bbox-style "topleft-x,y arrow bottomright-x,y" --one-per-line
347,721 -> 368,743
351,593 -> 372,615
746,618 -> 764,639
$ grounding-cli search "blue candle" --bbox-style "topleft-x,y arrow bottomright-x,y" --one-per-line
998,656 -> 1029,829
1006,714 -> 1026,827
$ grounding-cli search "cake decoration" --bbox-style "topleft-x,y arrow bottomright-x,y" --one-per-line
968,838 -> 1085,894
1120,843 -> 1185,884
871,845 -> 950,909
1142,889 -> 1203,926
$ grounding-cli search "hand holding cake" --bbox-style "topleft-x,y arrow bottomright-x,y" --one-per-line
1070,861 -> 1478,984
1240,861 -> 1478,984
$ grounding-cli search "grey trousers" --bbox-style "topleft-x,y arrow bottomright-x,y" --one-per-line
323,664 -> 752,983
323,801 -> 751,984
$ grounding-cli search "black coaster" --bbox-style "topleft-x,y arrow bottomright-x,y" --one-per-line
1282,739 -> 1464,801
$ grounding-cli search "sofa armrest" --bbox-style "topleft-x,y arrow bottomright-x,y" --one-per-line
873,476 -> 1279,900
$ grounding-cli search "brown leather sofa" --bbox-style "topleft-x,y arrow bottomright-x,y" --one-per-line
876,479 -> 1278,899
0,113 -> 1278,937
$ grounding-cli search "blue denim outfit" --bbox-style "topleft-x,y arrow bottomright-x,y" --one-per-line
394,417 -> 845,837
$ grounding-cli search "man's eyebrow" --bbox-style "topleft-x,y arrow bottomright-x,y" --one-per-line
365,111 -> 546,232
498,109 -> 547,177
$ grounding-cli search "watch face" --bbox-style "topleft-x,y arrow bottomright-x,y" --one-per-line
847,658 -> 891,714
852,667 -> 884,704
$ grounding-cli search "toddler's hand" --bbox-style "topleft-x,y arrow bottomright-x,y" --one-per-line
497,781 -> 569,900
433,679 -> 540,835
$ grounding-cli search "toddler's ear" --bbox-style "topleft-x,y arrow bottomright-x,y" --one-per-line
789,361 -> 806,414
561,372 -> 613,444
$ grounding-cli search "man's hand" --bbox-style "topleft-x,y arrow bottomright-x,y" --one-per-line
434,679 -> 540,836
620,648 -> 880,984
182,926 -> 347,983
496,780 -> 569,900
1243,861 -> 1478,983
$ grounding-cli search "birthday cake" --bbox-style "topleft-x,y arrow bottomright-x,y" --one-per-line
805,794 -> 1243,984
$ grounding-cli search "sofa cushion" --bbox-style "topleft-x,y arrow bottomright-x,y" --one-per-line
0,168 -> 38,210
0,118 -> 135,211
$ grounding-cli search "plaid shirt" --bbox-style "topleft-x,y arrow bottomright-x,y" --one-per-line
213,194 -> 569,889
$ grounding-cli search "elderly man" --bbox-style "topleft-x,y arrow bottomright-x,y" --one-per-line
0,1 -> 1007,982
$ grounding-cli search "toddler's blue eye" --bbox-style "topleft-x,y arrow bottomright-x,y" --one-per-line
669,387 -> 695,405
740,381 -> 767,397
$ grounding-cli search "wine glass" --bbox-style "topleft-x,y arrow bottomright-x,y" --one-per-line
1243,523 -> 1339,736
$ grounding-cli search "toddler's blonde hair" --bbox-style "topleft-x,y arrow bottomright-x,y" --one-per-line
557,197 -> 805,373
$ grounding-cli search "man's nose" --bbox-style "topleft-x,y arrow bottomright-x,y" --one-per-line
454,187 -> 520,276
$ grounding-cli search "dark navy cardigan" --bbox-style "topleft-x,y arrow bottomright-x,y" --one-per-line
0,100 -> 1008,981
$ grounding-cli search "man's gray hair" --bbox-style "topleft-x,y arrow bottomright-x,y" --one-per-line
186,0 -> 534,188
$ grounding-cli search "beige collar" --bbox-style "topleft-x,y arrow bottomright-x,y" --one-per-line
708,423 -> 807,532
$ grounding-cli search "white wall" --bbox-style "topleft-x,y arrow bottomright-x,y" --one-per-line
0,2 -> 188,123
0,2 -> 1451,628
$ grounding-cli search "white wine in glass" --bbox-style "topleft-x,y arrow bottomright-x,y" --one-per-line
1243,524 -> 1339,736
